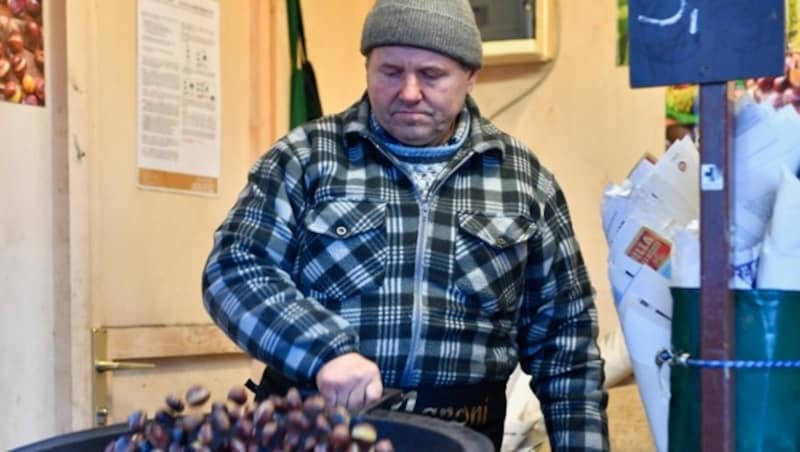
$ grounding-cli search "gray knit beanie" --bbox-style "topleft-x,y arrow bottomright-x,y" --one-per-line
360,0 -> 483,69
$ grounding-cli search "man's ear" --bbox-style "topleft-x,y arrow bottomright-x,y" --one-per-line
466,69 -> 480,92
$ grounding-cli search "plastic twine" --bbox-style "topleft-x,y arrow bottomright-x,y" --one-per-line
656,349 -> 800,369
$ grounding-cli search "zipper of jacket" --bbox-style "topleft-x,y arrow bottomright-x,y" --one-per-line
400,194 -> 430,386
399,151 -> 474,387
363,134 -> 474,386
363,136 -> 428,386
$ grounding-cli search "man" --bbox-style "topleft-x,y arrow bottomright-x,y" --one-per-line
203,0 -> 608,449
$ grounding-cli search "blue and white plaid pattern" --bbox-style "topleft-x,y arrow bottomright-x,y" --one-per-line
203,95 -> 608,450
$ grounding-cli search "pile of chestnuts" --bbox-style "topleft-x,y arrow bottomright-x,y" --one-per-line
105,385 -> 395,452
0,0 -> 45,106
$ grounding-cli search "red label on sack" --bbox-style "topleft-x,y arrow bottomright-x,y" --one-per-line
625,227 -> 672,271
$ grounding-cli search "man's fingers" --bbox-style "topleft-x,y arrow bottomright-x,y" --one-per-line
346,382 -> 368,410
346,376 -> 383,410
319,380 -> 359,409
321,385 -> 348,408
315,353 -> 382,408
335,388 -> 349,408
365,378 -> 383,403
319,390 -> 331,407
318,382 -> 340,407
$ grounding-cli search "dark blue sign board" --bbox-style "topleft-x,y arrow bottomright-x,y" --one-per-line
629,0 -> 785,87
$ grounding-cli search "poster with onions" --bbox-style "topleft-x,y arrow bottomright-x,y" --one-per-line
0,0 -> 44,107
743,0 -> 800,113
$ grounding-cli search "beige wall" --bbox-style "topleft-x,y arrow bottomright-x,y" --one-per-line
0,77 -> 63,451
0,1 -> 68,449
301,0 -> 664,334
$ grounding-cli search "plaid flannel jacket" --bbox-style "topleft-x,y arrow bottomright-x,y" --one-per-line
203,95 -> 608,450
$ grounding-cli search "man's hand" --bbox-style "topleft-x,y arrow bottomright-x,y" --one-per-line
315,352 -> 383,410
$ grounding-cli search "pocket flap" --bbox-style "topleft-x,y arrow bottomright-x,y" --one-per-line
458,211 -> 538,249
304,200 -> 386,238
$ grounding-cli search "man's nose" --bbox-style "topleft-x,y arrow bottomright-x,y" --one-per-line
398,75 -> 422,102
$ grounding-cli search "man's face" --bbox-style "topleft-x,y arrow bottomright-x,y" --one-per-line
366,46 -> 478,147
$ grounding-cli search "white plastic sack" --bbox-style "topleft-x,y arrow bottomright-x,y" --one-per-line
757,166 -> 800,290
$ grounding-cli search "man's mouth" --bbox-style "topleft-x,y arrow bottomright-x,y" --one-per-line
393,111 -> 429,119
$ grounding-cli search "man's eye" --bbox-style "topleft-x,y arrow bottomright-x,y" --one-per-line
382,68 -> 402,77
422,70 -> 444,79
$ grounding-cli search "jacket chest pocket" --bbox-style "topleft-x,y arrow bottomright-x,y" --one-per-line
453,211 -> 539,313
298,200 -> 387,301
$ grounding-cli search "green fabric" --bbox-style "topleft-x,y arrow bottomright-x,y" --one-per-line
669,288 -> 800,451
287,0 -> 321,129
290,63 -> 310,129
287,0 -> 300,64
